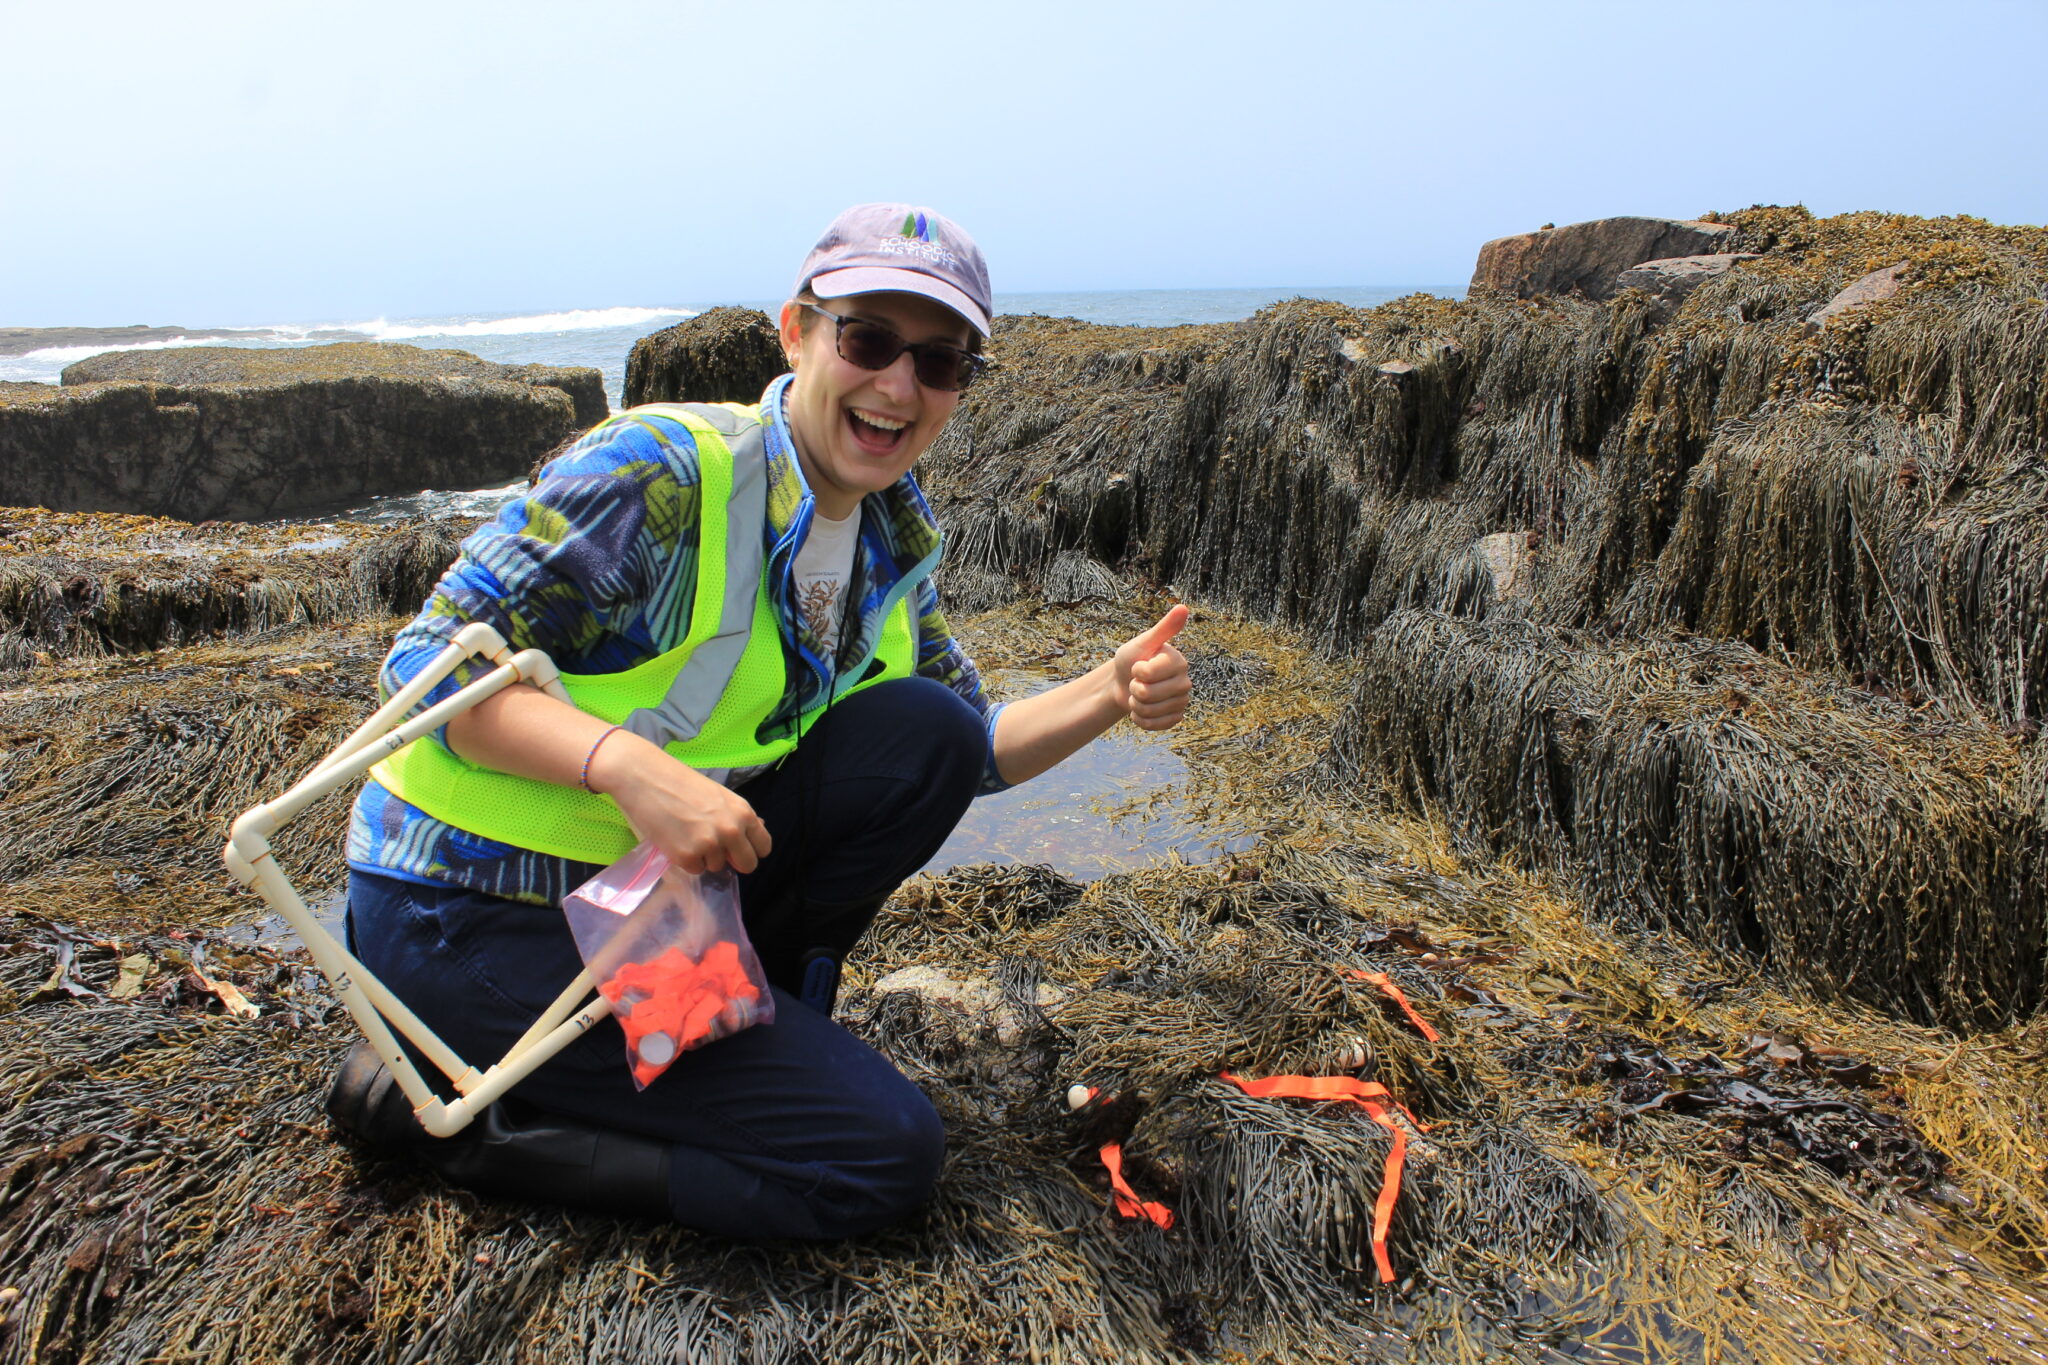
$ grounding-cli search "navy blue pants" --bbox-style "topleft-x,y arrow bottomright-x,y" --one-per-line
346,677 -> 987,1239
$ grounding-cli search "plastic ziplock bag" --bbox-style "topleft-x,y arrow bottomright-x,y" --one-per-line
561,842 -> 774,1089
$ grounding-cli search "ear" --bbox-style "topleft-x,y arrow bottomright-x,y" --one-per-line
777,300 -> 806,367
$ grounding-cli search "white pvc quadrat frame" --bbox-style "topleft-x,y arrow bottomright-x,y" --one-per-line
222,622 -> 611,1138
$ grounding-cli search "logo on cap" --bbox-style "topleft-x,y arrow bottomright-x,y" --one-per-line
879,211 -> 958,268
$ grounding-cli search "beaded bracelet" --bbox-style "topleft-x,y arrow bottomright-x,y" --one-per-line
579,724 -> 625,792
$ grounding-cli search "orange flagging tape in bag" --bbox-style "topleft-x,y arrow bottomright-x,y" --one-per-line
1098,1140 -> 1175,1229
1343,967 -> 1441,1042
599,941 -> 761,1087
1219,1071 -> 1421,1284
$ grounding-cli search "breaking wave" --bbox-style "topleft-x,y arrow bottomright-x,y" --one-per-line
14,336 -> 233,366
344,306 -> 696,341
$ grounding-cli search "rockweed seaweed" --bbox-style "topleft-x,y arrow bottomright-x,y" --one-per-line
910,208 -> 2048,1029
5,209 -> 2048,1361
1,603 -> 2047,1361
1320,611 -> 2042,1027
0,512 -> 471,666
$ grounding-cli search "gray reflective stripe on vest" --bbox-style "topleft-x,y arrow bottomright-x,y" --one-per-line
620,403 -> 767,764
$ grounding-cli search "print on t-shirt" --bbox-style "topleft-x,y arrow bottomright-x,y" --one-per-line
799,577 -> 843,654
793,505 -> 861,666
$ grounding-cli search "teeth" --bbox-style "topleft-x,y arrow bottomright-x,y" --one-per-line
852,409 -> 908,432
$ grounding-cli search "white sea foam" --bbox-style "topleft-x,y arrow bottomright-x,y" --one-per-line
345,306 -> 696,341
19,336 -> 232,364
1,305 -> 699,388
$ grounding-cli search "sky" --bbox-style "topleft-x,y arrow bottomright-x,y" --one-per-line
3,0 -> 2044,326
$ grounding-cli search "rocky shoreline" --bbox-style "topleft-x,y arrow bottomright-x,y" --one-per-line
2,207 -> 2046,1364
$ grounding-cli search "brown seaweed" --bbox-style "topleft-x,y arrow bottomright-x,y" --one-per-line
2,603 -> 2046,1363
4,206 -> 2048,1361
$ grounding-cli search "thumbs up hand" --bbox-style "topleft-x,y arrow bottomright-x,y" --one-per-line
1112,604 -> 1193,731
987,602 -> 1197,784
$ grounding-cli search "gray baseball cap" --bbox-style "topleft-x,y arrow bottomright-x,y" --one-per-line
794,203 -> 993,336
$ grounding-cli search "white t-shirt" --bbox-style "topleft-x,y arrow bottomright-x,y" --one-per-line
793,505 -> 861,665
727,505 -> 861,790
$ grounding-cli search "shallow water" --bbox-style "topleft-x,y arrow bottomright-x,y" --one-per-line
923,669 -> 1250,877
295,478 -> 530,528
230,888 -> 347,949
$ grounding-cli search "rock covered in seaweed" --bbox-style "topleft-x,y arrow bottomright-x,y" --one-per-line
0,208 -> 2044,1365
921,207 -> 2048,724
3,776 -> 2034,1361
60,342 -> 608,429
0,343 -> 600,522
0,504 -> 476,665
1469,215 -> 1738,300
1319,610 -> 2045,1028
623,306 -> 786,408
912,205 -> 2048,1032
5,581 -> 2048,1363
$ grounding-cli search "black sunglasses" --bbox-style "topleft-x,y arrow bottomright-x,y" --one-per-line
804,304 -> 987,392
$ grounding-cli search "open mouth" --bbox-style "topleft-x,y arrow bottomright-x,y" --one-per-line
845,406 -> 910,455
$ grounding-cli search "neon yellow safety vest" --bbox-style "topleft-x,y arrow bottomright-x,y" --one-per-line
372,402 -> 922,866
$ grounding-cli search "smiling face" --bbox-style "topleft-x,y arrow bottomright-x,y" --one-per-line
778,291 -> 970,521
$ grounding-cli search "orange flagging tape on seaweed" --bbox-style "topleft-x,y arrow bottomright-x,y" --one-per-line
1219,1072 -> 1417,1284
1344,967 -> 1440,1042
1098,1141 -> 1175,1229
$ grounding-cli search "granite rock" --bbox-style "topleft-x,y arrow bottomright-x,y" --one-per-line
1811,264 -> 1909,327
1613,252 -> 1762,315
1474,531 -> 1539,602
868,965 -> 1067,1048
1471,216 -> 1738,301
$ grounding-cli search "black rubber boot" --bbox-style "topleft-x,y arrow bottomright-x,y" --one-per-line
325,1040 -> 674,1219
412,1102 -> 674,1220
326,1039 -> 430,1152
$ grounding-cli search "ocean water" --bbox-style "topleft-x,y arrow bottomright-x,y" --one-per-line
1,286 -> 1457,411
